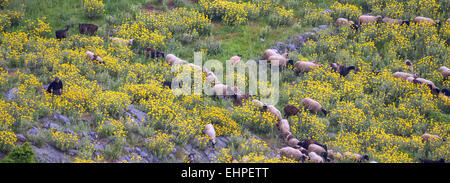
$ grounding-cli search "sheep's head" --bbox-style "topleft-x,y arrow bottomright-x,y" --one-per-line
405,60 -> 412,66
321,108 -> 328,116
375,15 -> 383,21
260,105 -> 268,112
237,54 -> 242,58
288,59 -> 294,66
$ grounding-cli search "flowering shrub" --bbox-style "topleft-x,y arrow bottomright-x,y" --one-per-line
97,118 -> 127,138
145,131 -> 175,158
199,0 -> 260,25
22,17 -> 51,37
330,1 -> 362,22
0,131 -> 16,152
83,0 -> 105,18
268,6 -> 294,27
50,130 -> 79,151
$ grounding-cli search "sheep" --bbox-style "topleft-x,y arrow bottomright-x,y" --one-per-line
165,54 -> 187,65
294,61 -> 320,75
327,150 -> 342,161
414,16 -> 440,25
438,66 -> 449,80
110,37 -> 133,46
78,23 -> 98,36
263,49 -> 278,60
308,152 -> 324,163
330,63 -> 356,77
55,25 -> 70,40
405,60 -> 414,72
421,133 -> 442,143
427,84 -> 441,96
278,119 -> 290,137
268,55 -> 288,68
232,93 -> 252,106
279,147 -> 307,162
413,78 -> 438,89
206,71 -> 220,86
204,124 -> 216,148
343,152 -> 369,163
162,81 -> 182,89
307,144 -> 328,160
298,138 -> 327,150
188,63 -> 202,71
420,158 -> 445,163
267,105 -> 282,122
393,72 -> 418,80
230,55 -> 242,65
382,17 -> 403,25
358,15 -> 382,25
336,18 -> 351,26
252,100 -> 264,108
283,104 -> 300,118
441,88 -> 450,97
211,84 -> 236,99
85,51 -> 104,64
286,134 -> 300,148
302,98 -> 328,115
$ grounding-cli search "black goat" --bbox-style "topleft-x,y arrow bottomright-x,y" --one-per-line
55,25 -> 70,40
79,24 -> 98,36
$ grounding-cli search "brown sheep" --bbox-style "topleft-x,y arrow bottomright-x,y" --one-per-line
358,15 -> 382,25
382,17 -> 403,25
336,18 -> 351,26
294,61 -> 320,75
330,63 -> 356,77
393,72 -> 418,80
267,105 -> 282,122
278,119 -> 290,137
279,147 -> 306,162
283,104 -> 300,118
302,98 -> 328,115
414,16 -> 440,25
308,152 -> 324,163
263,49 -> 278,60
78,23 -> 98,36
438,66 -> 449,80
421,133 -> 442,143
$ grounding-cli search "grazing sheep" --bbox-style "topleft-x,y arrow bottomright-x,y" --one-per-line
427,84 -> 440,95
294,61 -> 320,75
162,81 -> 182,89
344,152 -> 369,163
204,124 -> 216,148
358,15 -> 382,25
188,63 -> 202,71
78,23 -> 98,36
263,49 -> 278,60
438,66 -> 449,80
336,18 -> 351,26
279,119 -> 290,137
414,16 -> 440,25
252,100 -> 264,108
420,158 -> 445,163
393,72 -> 418,80
421,133 -> 442,143
307,144 -> 328,160
302,98 -> 328,115
298,139 -> 327,152
232,93 -> 252,106
286,135 -> 300,148
211,84 -> 235,99
405,60 -> 414,72
230,55 -> 242,65
206,71 -> 220,86
327,150 -> 342,160
55,25 -> 70,40
284,104 -> 300,118
267,105 -> 283,122
413,78 -> 438,89
280,147 -> 306,162
308,152 -> 324,163
85,51 -> 104,64
406,76 -> 416,83
382,17 -> 403,25
268,55 -> 288,68
330,63 -> 356,77
165,54 -> 187,65
110,37 -> 133,46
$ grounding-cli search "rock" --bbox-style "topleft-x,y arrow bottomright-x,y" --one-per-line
127,104 -> 149,125
135,147 -> 141,154
53,113 -> 71,126
63,128 -> 75,135
88,132 -> 98,139
123,147 -> 132,153
319,25 -> 328,30
68,149 -> 77,156
32,144 -> 68,163
5,88 -> 18,101
38,117 -> 52,124
44,122 -> 60,130
313,27 -> 320,32
27,127 -> 40,136
94,143 -> 106,152
16,134 -> 26,142
139,150 -> 148,158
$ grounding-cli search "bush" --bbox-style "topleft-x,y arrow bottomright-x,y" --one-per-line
145,131 -> 175,158
199,0 -> 260,25
83,0 -> 105,19
50,129 -> 79,151
268,7 -> 294,27
0,142 -> 35,163
0,131 -> 16,152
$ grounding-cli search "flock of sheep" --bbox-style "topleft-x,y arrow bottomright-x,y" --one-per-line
53,16 -> 449,163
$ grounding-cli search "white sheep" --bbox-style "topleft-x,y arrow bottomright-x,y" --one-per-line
336,18 -> 351,26
421,133 -> 441,143
358,15 -> 382,25
414,16 -> 440,25
268,55 -> 288,68
279,147 -> 306,162
85,51 -> 104,64
267,105 -> 282,122
110,37 -> 133,46
393,72 -> 417,80
206,72 -> 220,86
307,144 -> 327,158
308,152 -> 324,163
165,54 -> 187,65
294,61 -> 320,75
438,66 -> 449,79
327,150 -> 342,160
252,100 -> 264,108
382,17 -> 403,25
263,49 -> 278,60
279,119 -> 290,137
204,123 -> 216,147
286,135 -> 300,148
343,152 -> 369,162
230,55 -> 242,65
302,98 -> 328,115
414,78 -> 438,88
211,84 -> 235,99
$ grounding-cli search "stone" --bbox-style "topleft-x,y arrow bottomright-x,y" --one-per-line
5,88 -> 18,101
68,149 -> 77,156
28,127 -> 40,136
127,104 -> 149,125
53,113 -> 71,126
313,27 -> 320,32
32,144 -> 68,163
16,134 -> 26,142
319,25 -> 328,30
44,122 -> 60,130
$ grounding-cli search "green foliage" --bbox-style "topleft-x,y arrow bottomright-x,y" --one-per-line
0,142 -> 35,163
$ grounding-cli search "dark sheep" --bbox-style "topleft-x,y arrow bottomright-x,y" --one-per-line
283,104 -> 300,118
441,88 -> 450,97
401,20 -> 410,26
427,84 -> 440,95
162,81 -> 182,89
298,139 -> 327,152
55,25 -> 70,40
330,63 -> 356,77
79,23 -> 98,36
145,47 -> 165,59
